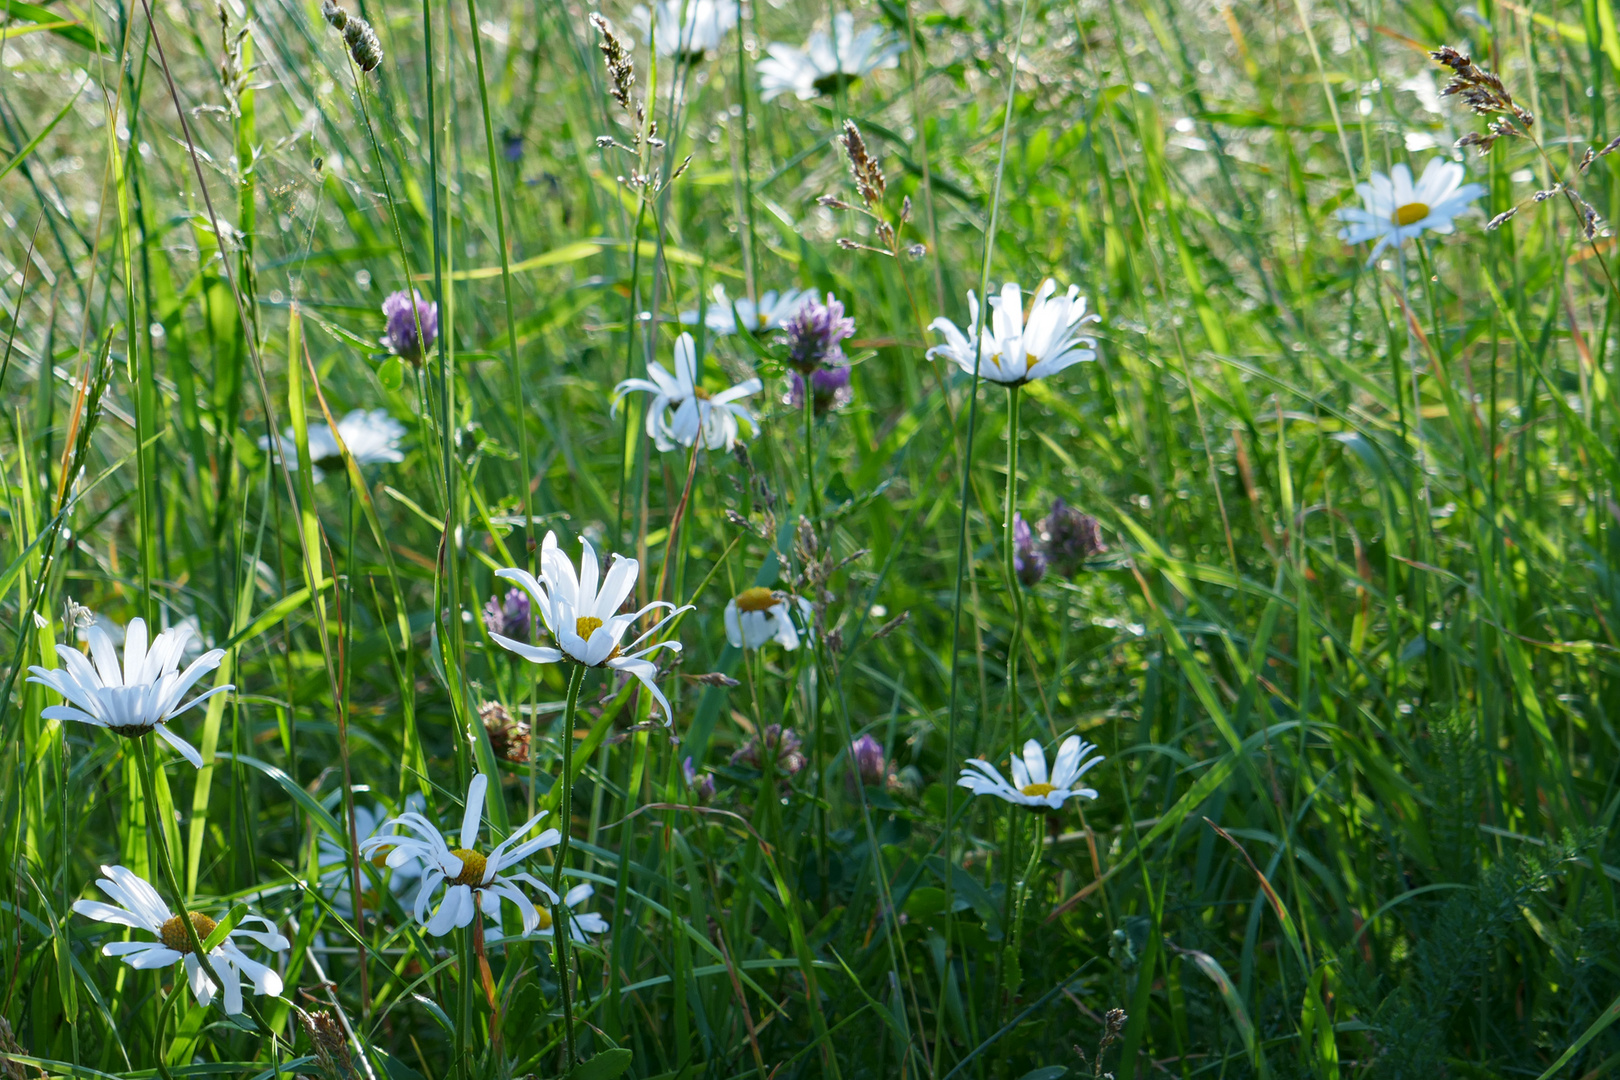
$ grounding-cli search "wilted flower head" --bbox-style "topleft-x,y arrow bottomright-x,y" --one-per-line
683,756 -> 717,802
787,366 -> 854,415
731,725 -> 806,776
382,290 -> 438,361
1041,498 -> 1105,577
483,587 -> 532,643
782,293 -> 855,373
479,700 -> 530,764
1013,513 -> 1046,588
848,734 -> 886,790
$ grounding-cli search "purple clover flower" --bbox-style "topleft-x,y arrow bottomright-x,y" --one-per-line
1013,512 -> 1047,588
782,293 -> 855,374
845,734 -> 887,795
787,365 -> 855,415
683,757 -> 717,802
1040,498 -> 1105,577
730,725 -> 806,776
382,290 -> 438,361
482,587 -> 532,644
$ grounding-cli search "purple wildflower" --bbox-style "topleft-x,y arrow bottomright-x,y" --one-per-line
502,131 -> 523,163
787,365 -> 855,414
782,293 -> 855,374
730,725 -> 806,776
482,587 -> 532,643
683,757 -> 717,802
382,290 -> 438,361
1040,498 -> 1105,577
1014,512 -> 1046,588
845,734 -> 887,795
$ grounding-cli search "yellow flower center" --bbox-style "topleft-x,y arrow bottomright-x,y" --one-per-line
1020,783 -> 1057,798
1391,202 -> 1430,227
735,587 -> 778,613
536,906 -> 553,931
369,846 -> 393,869
572,616 -> 621,662
159,912 -> 219,954
692,385 -> 712,400
449,848 -> 488,887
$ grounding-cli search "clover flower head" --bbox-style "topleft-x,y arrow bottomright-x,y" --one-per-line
782,293 -> 856,373
1013,512 -> 1047,588
382,289 -> 438,360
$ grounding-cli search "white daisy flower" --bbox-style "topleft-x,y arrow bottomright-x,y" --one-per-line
758,12 -> 904,102
358,773 -> 560,937
318,799 -> 426,918
539,883 -> 611,943
629,0 -> 738,59
73,864 -> 289,1015
723,587 -> 813,651
27,617 -> 231,768
956,735 -> 1104,810
1335,158 -> 1485,265
680,285 -> 813,337
613,332 -> 763,452
928,279 -> 1101,386
491,532 -> 692,723
259,409 -> 405,479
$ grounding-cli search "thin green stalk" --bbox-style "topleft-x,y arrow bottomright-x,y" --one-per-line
551,663 -> 586,1068
934,1 -> 1029,1072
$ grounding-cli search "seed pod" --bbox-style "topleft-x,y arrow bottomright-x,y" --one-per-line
344,16 -> 383,71
320,0 -> 346,29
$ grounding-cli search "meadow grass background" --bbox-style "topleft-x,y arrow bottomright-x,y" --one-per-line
2,0 -> 1620,1075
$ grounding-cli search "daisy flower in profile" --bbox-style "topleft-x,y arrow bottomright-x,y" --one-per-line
613,332 -> 762,452
539,883 -> 611,943
758,12 -> 903,102
724,587 -> 813,651
629,0 -> 737,60
957,735 -> 1104,810
260,409 -> 405,479
318,799 -> 426,917
73,865 -> 288,1014
1336,158 -> 1485,265
681,285 -> 813,337
359,774 -> 559,937
27,618 -> 230,768
491,532 -> 692,723
928,279 -> 1100,386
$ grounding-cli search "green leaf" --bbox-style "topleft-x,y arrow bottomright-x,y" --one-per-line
201,903 -> 249,951
567,1048 -> 634,1080
0,0 -> 105,53
378,355 -> 405,390
1017,1069 -> 1069,1080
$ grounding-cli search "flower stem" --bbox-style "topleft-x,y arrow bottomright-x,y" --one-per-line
551,663 -> 586,1068
133,738 -> 229,1022
1003,384 -> 1023,737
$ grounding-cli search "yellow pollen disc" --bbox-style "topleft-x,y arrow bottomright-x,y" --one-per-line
1391,201 -> 1430,227
449,848 -> 488,887
369,846 -> 393,869
693,385 -> 713,400
159,912 -> 218,954
536,907 -> 553,931
735,587 -> 778,613
1020,783 -> 1057,798
576,616 -> 604,638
